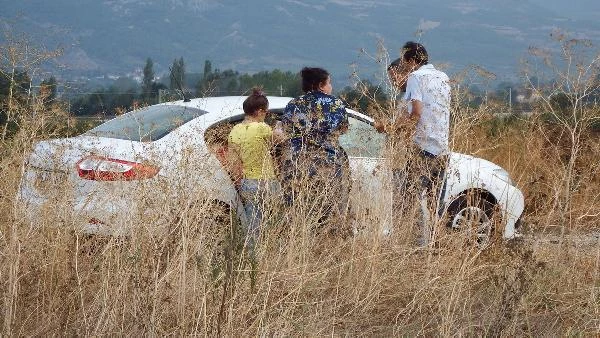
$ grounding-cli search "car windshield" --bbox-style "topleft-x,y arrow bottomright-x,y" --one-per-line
339,116 -> 385,157
86,105 -> 207,142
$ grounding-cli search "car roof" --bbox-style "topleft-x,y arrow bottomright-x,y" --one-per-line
162,96 -> 373,123
164,96 -> 291,116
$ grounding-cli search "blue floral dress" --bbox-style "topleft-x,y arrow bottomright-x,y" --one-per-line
279,90 -> 349,208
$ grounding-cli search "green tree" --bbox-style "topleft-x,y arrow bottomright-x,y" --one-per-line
197,59 -> 222,96
169,57 -> 185,90
0,69 -> 30,102
203,60 -> 212,81
195,62 -> 302,97
237,69 -> 300,96
39,76 -> 57,103
71,88 -> 108,116
1,68 -> 31,133
339,80 -> 388,115
141,58 -> 155,103
70,76 -> 139,116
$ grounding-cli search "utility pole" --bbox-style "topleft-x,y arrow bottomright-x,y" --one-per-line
279,84 -> 283,96
509,87 -> 512,112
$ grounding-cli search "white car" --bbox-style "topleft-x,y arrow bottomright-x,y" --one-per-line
18,96 -> 524,246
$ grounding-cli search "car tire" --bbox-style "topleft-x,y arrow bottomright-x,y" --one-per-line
445,192 -> 501,250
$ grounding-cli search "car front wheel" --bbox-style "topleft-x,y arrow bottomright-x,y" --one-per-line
445,193 -> 500,249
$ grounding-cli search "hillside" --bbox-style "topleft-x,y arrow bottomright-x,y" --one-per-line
2,0 -> 599,81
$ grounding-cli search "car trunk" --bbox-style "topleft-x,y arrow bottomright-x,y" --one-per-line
20,135 -> 158,210
18,135 -> 171,234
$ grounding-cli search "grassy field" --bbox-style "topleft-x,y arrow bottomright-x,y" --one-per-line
1,90 -> 599,336
2,33 -> 600,334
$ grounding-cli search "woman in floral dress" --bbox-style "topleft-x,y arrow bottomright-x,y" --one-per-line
280,67 -> 350,231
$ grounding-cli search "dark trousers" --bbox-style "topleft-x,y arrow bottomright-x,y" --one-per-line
392,149 -> 448,219
280,148 -> 350,232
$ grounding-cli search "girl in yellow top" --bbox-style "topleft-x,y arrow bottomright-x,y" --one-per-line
227,88 -> 284,249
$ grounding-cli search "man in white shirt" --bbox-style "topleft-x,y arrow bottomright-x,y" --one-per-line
375,41 -> 451,246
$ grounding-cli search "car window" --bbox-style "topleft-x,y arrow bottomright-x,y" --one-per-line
204,112 -> 281,176
266,108 -> 284,126
203,112 -> 384,160
204,120 -> 237,148
339,116 -> 385,158
86,105 -> 208,142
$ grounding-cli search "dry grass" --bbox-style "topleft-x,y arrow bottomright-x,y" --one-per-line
1,35 -> 600,336
0,94 -> 599,336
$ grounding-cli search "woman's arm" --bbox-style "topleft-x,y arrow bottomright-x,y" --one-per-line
271,121 -> 287,144
332,100 -> 349,135
225,142 -> 244,187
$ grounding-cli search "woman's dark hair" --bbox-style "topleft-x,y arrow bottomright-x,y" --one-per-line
401,41 -> 428,66
387,57 -> 402,71
301,67 -> 330,92
243,87 -> 268,116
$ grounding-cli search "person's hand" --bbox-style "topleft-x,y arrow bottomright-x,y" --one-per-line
374,119 -> 386,133
233,178 -> 242,190
272,120 -> 287,143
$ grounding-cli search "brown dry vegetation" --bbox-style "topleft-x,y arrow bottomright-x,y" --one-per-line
1,37 -> 600,336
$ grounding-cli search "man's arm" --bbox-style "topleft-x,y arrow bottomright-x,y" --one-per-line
375,99 -> 421,134
375,115 -> 403,134
406,99 -> 422,124
374,119 -> 387,133
402,73 -> 422,129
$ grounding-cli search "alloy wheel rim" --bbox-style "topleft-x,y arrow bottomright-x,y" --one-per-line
451,206 -> 492,248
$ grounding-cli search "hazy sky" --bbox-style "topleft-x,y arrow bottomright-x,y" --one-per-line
1,0 -> 600,83
528,0 -> 600,20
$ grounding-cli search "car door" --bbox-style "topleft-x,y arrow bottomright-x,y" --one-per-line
338,114 -> 392,234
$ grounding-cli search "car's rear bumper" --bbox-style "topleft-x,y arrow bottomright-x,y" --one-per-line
18,177 -> 244,236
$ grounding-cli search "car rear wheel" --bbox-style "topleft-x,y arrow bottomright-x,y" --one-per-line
179,200 -> 233,264
158,199 -> 234,275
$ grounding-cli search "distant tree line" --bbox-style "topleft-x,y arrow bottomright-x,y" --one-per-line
64,57 -> 384,116
3,59 -> 599,120
0,68 -> 60,138
67,57 -> 304,116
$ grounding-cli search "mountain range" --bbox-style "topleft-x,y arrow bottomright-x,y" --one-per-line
2,0 -> 600,84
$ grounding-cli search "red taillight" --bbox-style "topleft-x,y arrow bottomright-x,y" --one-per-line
76,155 -> 159,181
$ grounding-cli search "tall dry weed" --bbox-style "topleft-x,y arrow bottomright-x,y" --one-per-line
1,36 -> 599,336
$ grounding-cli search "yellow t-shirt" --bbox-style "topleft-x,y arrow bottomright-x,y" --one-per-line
228,122 -> 276,179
